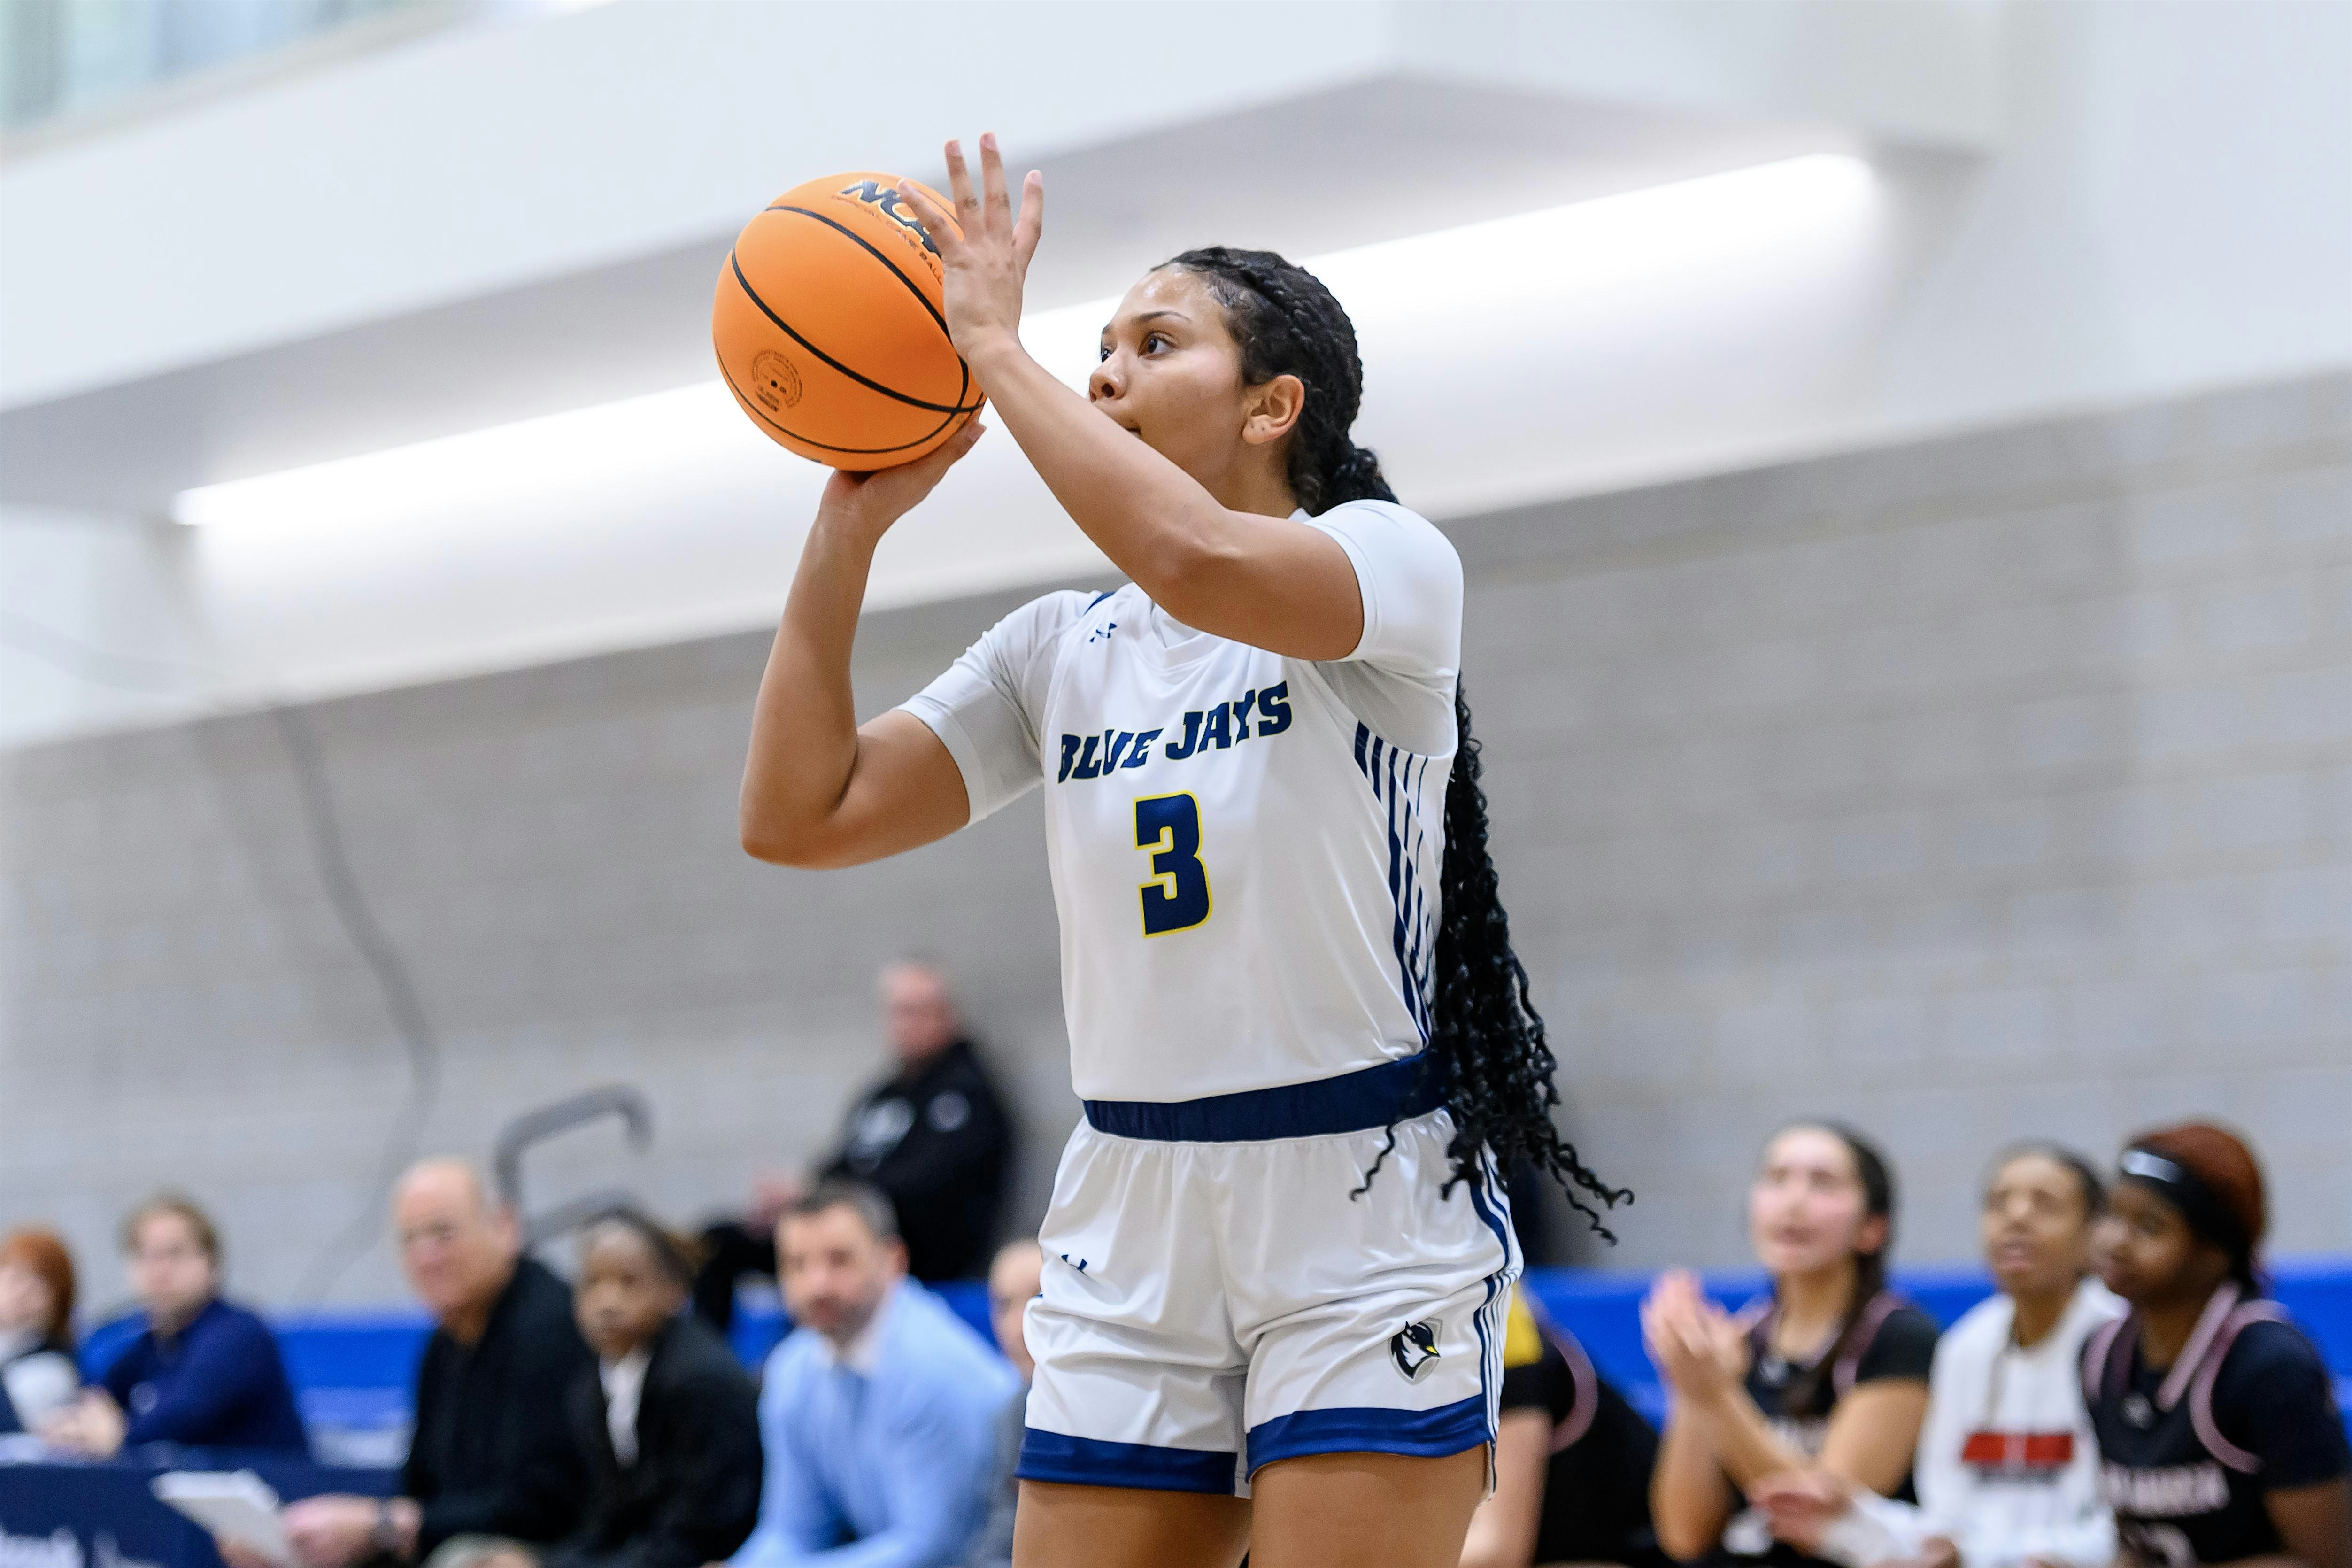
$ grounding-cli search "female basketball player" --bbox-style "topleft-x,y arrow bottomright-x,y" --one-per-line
2083,1122 -> 2349,1566
738,135 -> 1620,1568
1642,1122 -> 1936,1563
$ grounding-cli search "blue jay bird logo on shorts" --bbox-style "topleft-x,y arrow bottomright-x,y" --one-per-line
1390,1320 -> 1441,1381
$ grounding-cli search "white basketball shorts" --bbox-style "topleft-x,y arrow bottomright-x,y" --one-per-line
1015,1055 -> 1522,1496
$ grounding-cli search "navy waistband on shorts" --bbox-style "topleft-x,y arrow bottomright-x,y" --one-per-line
1082,1054 -> 1443,1142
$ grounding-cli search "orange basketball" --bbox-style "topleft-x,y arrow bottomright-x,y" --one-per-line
713,172 -> 979,470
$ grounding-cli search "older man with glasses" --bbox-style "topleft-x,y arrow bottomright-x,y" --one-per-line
255,1158 -> 595,1568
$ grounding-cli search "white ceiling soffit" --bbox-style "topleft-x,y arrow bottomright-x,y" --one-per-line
0,0 -> 1998,514
164,154 -> 1898,711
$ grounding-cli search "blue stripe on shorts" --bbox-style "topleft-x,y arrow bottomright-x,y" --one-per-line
1245,1394 -> 1490,1472
1017,1427 -> 1238,1494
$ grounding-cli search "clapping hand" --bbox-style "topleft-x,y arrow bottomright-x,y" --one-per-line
1641,1269 -> 1748,1406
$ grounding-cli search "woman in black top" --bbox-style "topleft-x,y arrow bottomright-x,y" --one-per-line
1644,1123 -> 1937,1564
1460,1283 -> 1664,1568
2085,1122 -> 2349,1567
548,1211 -> 763,1568
467,1211 -> 763,1568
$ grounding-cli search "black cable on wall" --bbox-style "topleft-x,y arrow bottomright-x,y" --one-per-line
0,608 -> 444,1302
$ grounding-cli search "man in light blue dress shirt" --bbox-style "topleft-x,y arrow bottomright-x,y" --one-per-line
734,1180 -> 1021,1568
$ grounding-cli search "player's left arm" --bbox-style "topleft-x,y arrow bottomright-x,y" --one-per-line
2260,1478 -> 2352,1568
896,136 -> 1365,661
2229,1322 -> 2352,1568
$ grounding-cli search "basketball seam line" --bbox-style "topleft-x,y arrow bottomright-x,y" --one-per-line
763,200 -> 972,413
730,253 -> 980,417
756,202 -> 974,412
764,202 -> 950,333
717,354 -> 966,456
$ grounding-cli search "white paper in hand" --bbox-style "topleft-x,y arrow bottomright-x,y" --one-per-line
151,1470 -> 292,1567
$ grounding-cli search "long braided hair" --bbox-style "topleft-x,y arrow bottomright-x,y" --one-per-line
1166,246 -> 1628,1237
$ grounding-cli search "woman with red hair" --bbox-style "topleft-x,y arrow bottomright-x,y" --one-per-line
2085,1122 -> 2350,1566
0,1227 -> 80,1432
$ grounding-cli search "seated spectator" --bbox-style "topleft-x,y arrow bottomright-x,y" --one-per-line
817,960 -> 1013,1284
693,963 -> 1013,1322
0,1226 -> 81,1433
733,1181 -> 1019,1568
1644,1123 -> 1937,1564
2082,1123 -> 2350,1566
42,1193 -> 306,1457
273,1158 -> 594,1568
1752,1143 -> 2123,1567
970,1238 -> 1045,1568
546,1210 -> 763,1568
1460,1282 -> 1666,1568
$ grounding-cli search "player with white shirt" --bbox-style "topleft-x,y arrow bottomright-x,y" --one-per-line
737,134 -> 1622,1568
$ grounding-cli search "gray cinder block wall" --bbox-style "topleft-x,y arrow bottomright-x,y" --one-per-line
3,371 -> 2345,1307
1463,372 -> 2350,1269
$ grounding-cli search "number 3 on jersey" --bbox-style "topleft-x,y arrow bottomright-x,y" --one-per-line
1133,793 -> 1212,936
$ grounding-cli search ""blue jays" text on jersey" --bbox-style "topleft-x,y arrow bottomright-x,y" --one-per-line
901,499 -> 1463,1103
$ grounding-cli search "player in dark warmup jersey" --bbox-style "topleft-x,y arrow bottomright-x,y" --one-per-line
1458,1283 -> 1665,1568
1644,1124 -> 1938,1565
2083,1122 -> 2349,1568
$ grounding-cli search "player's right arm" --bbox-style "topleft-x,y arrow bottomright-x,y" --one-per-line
740,424 -> 986,869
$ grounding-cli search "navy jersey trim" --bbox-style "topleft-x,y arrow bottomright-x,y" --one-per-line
1083,1054 -> 1441,1142
1352,722 -> 1440,1038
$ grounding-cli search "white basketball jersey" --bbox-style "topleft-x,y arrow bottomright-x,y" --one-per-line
902,501 -> 1461,1102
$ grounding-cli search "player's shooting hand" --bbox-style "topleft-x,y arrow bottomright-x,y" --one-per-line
896,134 -> 1043,363
817,411 -> 987,540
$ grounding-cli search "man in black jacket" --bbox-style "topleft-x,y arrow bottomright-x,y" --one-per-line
278,1159 -> 594,1566
691,962 -> 1017,1326
818,960 -> 1013,1284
